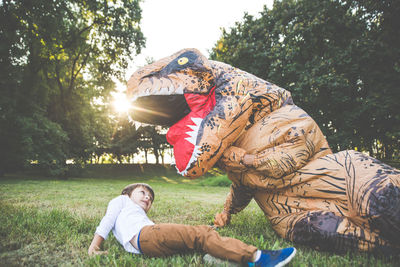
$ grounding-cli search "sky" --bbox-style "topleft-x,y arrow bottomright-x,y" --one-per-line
123,0 -> 273,82
114,0 -> 274,106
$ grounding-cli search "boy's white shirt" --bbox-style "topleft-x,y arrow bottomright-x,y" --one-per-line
95,195 -> 154,254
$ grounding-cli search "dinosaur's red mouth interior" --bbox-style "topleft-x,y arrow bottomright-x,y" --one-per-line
166,87 -> 216,174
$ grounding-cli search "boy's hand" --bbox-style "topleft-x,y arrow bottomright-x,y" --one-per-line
88,245 -> 108,256
213,210 -> 231,227
88,234 -> 106,256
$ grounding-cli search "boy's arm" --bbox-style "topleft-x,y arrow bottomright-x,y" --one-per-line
89,196 -> 124,256
95,197 -> 124,239
88,234 -> 108,255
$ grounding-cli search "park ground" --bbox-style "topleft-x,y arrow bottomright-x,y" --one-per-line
0,165 -> 398,266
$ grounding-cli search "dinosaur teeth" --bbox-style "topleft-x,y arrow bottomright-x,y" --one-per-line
178,117 -> 203,175
184,117 -> 203,145
133,85 -> 184,99
159,87 -> 169,95
175,85 -> 184,94
176,145 -> 201,176
191,117 -> 203,126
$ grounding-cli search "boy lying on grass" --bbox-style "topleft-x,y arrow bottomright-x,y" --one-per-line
88,183 -> 296,266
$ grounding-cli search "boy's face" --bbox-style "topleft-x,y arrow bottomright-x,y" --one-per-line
130,186 -> 153,212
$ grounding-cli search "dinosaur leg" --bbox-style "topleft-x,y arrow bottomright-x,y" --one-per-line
344,150 -> 400,247
252,150 -> 400,254
278,210 -> 397,255
366,181 -> 400,245
254,191 -> 382,253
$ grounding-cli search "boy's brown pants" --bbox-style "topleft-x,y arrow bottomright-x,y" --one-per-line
138,223 -> 257,263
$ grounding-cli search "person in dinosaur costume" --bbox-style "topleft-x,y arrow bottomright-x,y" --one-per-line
126,48 -> 400,254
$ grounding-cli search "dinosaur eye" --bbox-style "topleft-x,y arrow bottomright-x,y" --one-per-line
177,57 -> 188,65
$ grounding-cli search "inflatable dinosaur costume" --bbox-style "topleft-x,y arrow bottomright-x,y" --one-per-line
127,48 -> 400,254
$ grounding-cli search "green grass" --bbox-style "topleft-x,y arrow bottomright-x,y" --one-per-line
0,170 -> 398,266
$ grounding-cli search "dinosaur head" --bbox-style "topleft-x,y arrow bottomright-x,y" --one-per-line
127,49 -> 215,126
127,48 -> 290,177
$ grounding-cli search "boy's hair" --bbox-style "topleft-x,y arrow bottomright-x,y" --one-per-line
121,183 -> 155,201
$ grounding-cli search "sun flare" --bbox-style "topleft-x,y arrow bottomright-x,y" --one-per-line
112,92 -> 132,114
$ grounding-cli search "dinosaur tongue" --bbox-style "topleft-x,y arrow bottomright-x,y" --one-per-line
166,87 -> 216,175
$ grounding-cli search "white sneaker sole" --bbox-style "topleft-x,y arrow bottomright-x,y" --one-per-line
203,254 -> 240,267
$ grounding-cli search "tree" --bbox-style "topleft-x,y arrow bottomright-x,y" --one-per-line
0,0 -> 145,175
137,126 -> 169,165
108,117 -> 140,164
210,0 -> 400,159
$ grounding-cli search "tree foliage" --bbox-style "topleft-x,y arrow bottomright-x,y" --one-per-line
210,0 -> 400,159
108,117 -> 141,164
106,119 -> 170,165
0,0 -> 145,175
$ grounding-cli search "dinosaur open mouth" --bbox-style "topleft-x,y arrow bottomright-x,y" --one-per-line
131,87 -> 216,175
130,95 -> 191,126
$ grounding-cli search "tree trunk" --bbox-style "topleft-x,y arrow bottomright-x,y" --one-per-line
161,149 -> 165,165
154,147 -> 160,164
144,149 -> 148,164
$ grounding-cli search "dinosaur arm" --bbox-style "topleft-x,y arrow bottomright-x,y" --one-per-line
225,182 -> 255,214
214,181 -> 255,227
219,134 -> 313,178
252,137 -> 313,178
251,124 -> 332,179
219,105 -> 332,179
219,141 -> 310,179
218,146 -> 248,172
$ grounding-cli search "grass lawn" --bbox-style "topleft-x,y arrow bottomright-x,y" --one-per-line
0,168 -> 398,266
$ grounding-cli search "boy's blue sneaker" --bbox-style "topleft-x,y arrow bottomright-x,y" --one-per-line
249,247 -> 296,267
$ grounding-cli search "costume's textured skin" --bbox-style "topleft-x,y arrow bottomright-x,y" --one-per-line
127,48 -> 400,254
